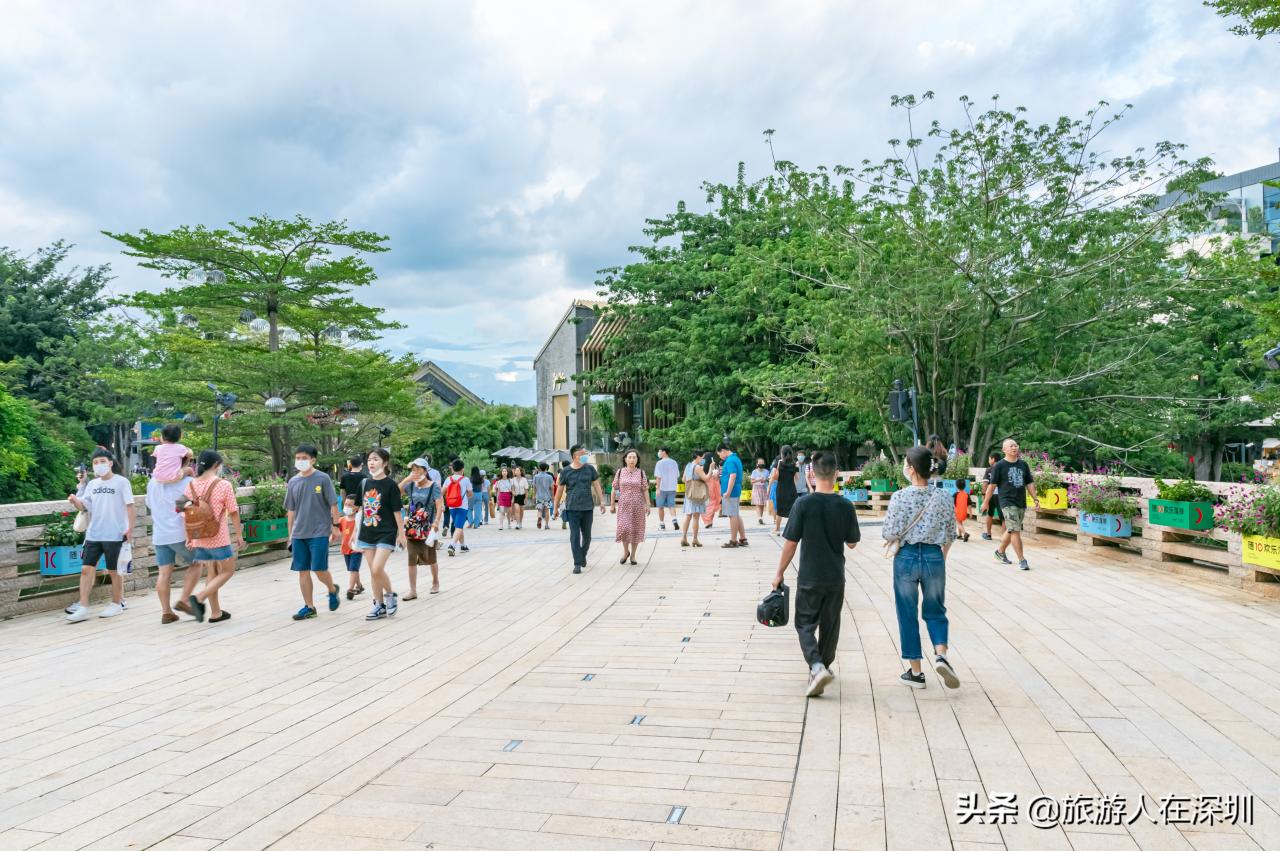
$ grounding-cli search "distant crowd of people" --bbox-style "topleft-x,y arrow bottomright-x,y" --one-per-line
59,426 -> 1046,699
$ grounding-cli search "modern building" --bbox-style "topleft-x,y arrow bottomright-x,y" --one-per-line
533,299 -> 687,453
533,300 -> 602,450
1155,154 -> 1280,254
412,360 -> 486,408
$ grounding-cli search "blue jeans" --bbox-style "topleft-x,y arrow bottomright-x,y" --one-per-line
893,543 -> 949,660
483,496 -> 490,523
468,500 -> 483,528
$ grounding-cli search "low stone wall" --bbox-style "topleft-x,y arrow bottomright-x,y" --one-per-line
0,486 -> 288,620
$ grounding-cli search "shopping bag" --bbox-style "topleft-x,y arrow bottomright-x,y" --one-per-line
117,541 -> 133,575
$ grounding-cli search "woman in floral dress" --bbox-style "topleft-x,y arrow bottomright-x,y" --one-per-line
611,449 -> 651,565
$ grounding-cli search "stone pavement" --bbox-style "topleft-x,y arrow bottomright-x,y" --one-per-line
0,512 -> 1278,850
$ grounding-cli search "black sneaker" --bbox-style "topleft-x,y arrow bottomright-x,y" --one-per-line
572,565 -> 582,574
981,532 -> 992,541
935,656 -> 960,689
460,545 -> 470,553
672,519 -> 679,530
900,671 -> 926,689
993,550 -> 1012,565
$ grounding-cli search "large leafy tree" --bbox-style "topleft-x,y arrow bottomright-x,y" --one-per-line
104,216 -> 418,473
1205,0 -> 1280,38
588,95 -> 1247,473
403,403 -> 535,466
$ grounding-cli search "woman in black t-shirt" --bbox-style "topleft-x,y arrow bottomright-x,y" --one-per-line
771,445 -> 800,534
357,447 -> 405,621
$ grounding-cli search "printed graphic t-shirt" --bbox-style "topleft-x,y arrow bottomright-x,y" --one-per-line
990,458 -> 1033,509
357,476 -> 403,545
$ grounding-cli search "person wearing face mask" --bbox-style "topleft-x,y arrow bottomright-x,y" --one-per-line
750,457 -> 770,525
795,449 -> 814,496
339,495 -> 364,600
183,450 -> 245,623
555,444 -> 606,574
358,447 -> 406,620
284,444 -> 342,621
65,449 -> 135,622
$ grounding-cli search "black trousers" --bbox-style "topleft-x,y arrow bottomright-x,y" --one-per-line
794,583 -> 844,668
565,509 -> 594,567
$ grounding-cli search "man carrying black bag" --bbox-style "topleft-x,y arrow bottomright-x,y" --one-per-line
771,451 -> 860,697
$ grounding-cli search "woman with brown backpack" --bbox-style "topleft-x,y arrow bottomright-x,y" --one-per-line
183,450 -> 244,623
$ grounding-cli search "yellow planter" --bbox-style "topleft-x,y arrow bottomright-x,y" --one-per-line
1242,535 -> 1280,570
1031,488 -> 1068,510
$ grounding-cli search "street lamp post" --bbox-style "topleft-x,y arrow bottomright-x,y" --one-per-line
206,383 -> 238,452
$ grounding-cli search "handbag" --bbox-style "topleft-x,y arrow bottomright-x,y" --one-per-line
882,497 -> 932,560
685,467 -> 709,502
757,582 -> 790,627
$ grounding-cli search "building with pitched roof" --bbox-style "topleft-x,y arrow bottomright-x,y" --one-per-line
412,360 -> 487,408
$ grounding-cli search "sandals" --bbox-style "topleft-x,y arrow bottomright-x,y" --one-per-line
430,585 -> 440,595
692,541 -> 703,548
721,541 -> 739,549
680,540 -> 690,547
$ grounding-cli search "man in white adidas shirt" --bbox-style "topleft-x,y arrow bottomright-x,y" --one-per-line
66,449 -> 135,622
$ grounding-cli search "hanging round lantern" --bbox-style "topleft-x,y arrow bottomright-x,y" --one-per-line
340,417 -> 359,432
186,268 -> 207,285
239,309 -> 256,323
265,396 -> 287,414
249,317 -> 269,333
206,269 -> 226,285
180,313 -> 198,329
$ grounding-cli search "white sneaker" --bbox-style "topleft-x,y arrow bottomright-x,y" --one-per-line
806,664 -> 834,697
98,602 -> 125,618
64,602 -> 85,615
66,607 -> 90,623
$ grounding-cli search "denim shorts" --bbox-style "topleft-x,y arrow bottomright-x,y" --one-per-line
654,491 -> 676,508
154,541 -> 193,568
344,552 -> 363,572
290,536 -> 330,572
192,545 -> 234,562
721,499 -> 741,517
357,541 -> 396,551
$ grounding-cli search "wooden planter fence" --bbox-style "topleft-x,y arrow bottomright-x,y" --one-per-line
965,468 -> 1278,599
0,486 -> 288,620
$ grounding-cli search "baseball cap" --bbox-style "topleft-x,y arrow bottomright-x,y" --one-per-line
410,457 -> 430,469
479,469 -> 487,475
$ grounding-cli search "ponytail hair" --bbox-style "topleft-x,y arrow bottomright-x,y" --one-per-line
196,449 -> 223,476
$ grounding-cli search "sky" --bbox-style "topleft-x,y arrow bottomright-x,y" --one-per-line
1,0 -> 1277,404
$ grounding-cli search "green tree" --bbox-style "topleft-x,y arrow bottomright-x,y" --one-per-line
403,403 -> 535,466
104,215 -> 416,473
1204,0 -> 1280,38
0,368 -> 86,502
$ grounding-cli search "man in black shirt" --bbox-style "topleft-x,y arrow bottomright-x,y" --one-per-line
555,444 -> 607,574
982,438 -> 1039,571
772,451 -> 860,698
339,455 -> 365,502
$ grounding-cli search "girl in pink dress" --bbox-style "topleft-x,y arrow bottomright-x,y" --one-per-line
611,449 -> 651,565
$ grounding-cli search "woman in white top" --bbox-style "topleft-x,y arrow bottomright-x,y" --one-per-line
680,449 -> 709,548
493,467 -> 515,530
511,466 -> 530,530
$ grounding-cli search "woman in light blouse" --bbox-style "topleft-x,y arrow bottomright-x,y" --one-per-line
883,445 -> 960,691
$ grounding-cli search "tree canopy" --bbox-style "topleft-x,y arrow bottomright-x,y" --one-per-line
1205,0 -> 1280,38
586,95 -> 1252,474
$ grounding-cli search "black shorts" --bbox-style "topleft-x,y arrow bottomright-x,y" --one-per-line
82,539 -> 123,572
513,494 -> 526,506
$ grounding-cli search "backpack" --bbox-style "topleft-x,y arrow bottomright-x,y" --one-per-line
184,480 -> 223,540
444,475 -> 465,509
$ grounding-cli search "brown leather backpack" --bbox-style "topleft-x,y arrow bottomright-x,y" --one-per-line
184,480 -> 224,540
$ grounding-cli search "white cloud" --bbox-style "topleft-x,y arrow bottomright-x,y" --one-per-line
0,0 -> 1275,408
494,371 -> 521,383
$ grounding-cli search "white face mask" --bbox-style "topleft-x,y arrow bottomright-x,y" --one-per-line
93,462 -> 111,477
295,459 -> 312,472
368,460 -> 383,475
343,506 -> 355,516
903,464 -> 912,482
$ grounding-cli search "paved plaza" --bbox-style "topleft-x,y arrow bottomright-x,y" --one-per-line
1,516 -> 1279,850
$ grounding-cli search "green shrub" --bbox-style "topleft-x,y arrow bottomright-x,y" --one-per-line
1220,462 -> 1263,484
1154,478 -> 1215,503
43,516 -> 82,547
1023,450 -> 1066,491
859,456 -> 904,485
248,477 -> 288,518
1069,471 -> 1140,519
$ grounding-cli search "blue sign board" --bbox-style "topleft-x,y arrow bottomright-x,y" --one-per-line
1078,512 -> 1132,538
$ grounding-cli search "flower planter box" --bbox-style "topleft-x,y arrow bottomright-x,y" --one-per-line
1033,488 -> 1069,511
1147,499 -> 1214,531
869,479 -> 895,493
1078,512 -> 1133,539
844,487 -> 870,503
1241,535 -> 1280,569
243,517 -> 289,543
39,546 -> 105,577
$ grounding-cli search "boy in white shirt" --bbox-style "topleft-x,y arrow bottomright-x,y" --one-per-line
66,449 -> 135,622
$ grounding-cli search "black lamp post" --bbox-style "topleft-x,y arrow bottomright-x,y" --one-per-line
206,383 -> 238,452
